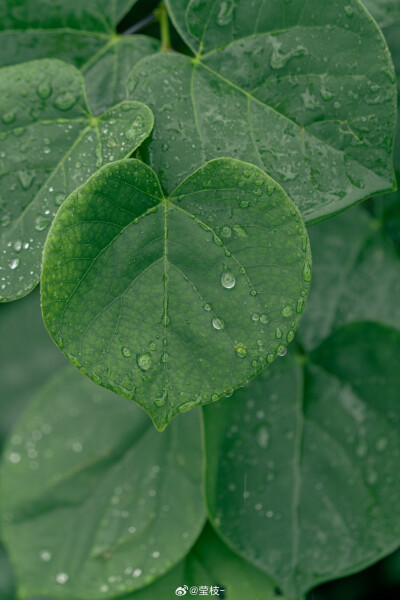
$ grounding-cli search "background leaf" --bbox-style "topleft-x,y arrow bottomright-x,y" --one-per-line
0,367 -> 205,600
362,0 -> 400,28
0,0 -> 160,114
128,0 -> 397,223
297,207 -> 400,351
0,59 -> 153,302
41,158 -> 311,430
203,323 -> 400,599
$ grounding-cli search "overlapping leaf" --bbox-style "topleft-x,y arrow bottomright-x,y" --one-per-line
0,59 -> 153,302
362,0 -> 400,28
0,0 -> 161,114
0,288 -> 66,450
0,368 -> 205,600
128,0 -> 397,223
298,207 -> 400,351
203,323 -> 400,600
41,157 -> 311,430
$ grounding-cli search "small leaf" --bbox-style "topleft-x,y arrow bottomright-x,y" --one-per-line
129,0 -> 396,223
203,323 -> 400,599
41,158 -> 311,430
0,367 -> 205,600
0,59 -> 153,302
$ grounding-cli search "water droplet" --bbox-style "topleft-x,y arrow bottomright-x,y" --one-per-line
235,343 -> 247,358
221,226 -> 231,238
122,346 -> 132,358
303,261 -> 312,282
260,314 -> 268,324
55,193 -> 65,206
257,426 -> 269,449
161,143 -> 169,152
40,550 -> 52,562
18,170 -> 35,190
287,330 -> 295,343
56,572 -> 69,584
376,438 -> 388,452
276,328 -> 283,339
221,272 -> 236,289
133,569 -> 142,578
282,305 -> 292,317
252,313 -> 260,322
13,240 -> 22,252
178,399 -> 200,412
37,81 -> 52,99
137,352 -> 152,371
2,111 -> 16,124
1,214 -> 12,227
279,347 -> 287,357
216,0 -> 235,26
233,224 -> 247,237
34,215 -> 51,231
54,92 -> 76,111
9,257 -> 19,270
296,297 -> 306,314
8,452 -> 21,463
155,390 -> 168,407
239,200 -> 250,208
212,317 -> 224,330
344,5 -> 354,17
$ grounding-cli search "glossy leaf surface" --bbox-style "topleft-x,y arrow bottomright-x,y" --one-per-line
41,158 -> 311,430
204,323 -> 400,599
0,59 -> 153,302
129,0 -> 397,222
0,368 -> 205,599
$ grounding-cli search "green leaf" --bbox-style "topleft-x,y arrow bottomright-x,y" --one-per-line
0,0 -> 160,114
41,157 -> 311,430
362,0 -> 400,28
203,323 -> 400,599
0,544 -> 16,600
0,59 -> 153,303
82,36 -> 161,116
122,523 -> 277,599
0,367 -> 205,600
128,0 -> 396,223
298,207 -> 400,351
0,288 -> 67,450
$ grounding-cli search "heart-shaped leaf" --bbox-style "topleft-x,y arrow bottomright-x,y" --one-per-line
203,323 -> 400,600
41,157 -> 311,430
0,59 -> 153,302
0,0 -> 160,115
128,0 -> 396,223
0,367 -> 205,600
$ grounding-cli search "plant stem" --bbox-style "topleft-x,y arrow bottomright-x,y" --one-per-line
122,13 -> 157,35
157,3 -> 171,52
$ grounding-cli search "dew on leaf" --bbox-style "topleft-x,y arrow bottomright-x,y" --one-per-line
212,317 -> 224,330
221,272 -> 236,289
137,353 -> 152,371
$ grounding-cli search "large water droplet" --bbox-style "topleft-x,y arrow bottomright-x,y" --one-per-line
221,272 -> 236,289
137,352 -> 152,371
235,343 -> 247,358
282,305 -> 292,317
56,572 -> 69,584
303,261 -> 312,282
9,257 -> 19,270
54,92 -> 76,111
212,317 -> 224,330
122,346 -> 132,358
35,214 -> 51,231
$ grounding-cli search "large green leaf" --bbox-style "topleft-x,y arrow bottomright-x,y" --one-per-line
0,367 -> 205,600
41,157 -> 311,431
0,0 -> 160,115
128,0 -> 397,222
123,523 -> 277,599
298,207 -> 400,351
0,288 -> 67,451
0,59 -> 153,303
203,323 -> 400,600
362,0 -> 400,28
